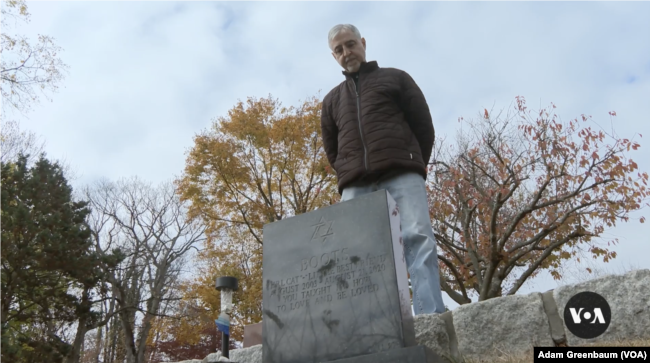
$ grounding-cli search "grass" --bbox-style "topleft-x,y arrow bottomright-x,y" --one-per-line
441,337 -> 650,363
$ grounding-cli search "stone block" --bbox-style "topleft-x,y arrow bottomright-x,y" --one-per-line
453,293 -> 554,361
230,344 -> 262,363
261,190 -> 414,363
413,313 -> 453,362
202,351 -> 229,362
552,268 -> 650,346
244,322 -> 262,347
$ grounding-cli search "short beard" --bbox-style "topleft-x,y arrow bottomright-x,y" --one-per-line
345,60 -> 360,73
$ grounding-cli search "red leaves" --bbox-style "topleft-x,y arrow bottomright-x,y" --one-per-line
608,111 -> 617,117
428,97 -> 649,303
515,95 -> 527,112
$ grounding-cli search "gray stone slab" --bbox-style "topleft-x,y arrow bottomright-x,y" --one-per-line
230,344 -> 262,363
320,345 -> 444,363
453,293 -> 554,361
201,352 -> 229,362
244,322 -> 262,347
437,311 -> 459,360
413,313 -> 452,361
262,190 -> 414,363
552,269 -> 650,346
541,290 -> 567,344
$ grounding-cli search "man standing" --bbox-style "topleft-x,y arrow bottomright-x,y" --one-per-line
320,24 -> 445,315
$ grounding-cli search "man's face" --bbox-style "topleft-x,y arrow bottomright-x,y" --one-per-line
329,29 -> 366,73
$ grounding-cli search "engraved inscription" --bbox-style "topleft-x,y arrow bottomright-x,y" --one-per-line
269,251 -> 390,315
301,248 -> 349,271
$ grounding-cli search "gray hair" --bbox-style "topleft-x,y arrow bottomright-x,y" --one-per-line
328,24 -> 361,46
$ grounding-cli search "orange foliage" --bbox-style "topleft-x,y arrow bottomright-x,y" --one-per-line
173,94 -> 339,345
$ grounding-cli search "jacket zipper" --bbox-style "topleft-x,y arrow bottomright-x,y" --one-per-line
354,76 -> 369,171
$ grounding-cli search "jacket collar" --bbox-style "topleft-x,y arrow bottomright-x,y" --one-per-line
342,61 -> 379,79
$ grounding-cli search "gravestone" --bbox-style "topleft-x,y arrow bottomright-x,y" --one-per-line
261,190 -> 441,363
244,322 -> 262,347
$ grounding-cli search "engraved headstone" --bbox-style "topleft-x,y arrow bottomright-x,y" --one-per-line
262,190 -> 428,363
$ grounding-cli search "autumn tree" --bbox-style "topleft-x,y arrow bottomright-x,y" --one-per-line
1,0 -> 73,177
1,0 -> 68,116
145,285 -> 231,363
160,224 -> 264,346
1,0 -> 65,169
175,95 -> 338,343
429,96 -> 649,304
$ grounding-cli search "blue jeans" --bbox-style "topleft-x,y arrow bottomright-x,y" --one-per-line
341,171 -> 446,315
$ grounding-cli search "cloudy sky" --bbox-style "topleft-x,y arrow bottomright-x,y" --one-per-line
7,1 -> 650,310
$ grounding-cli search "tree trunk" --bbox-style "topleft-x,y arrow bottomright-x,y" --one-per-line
118,305 -> 138,363
94,326 -> 103,363
109,318 -> 120,363
68,316 -> 88,363
68,287 -> 91,363
135,295 -> 162,363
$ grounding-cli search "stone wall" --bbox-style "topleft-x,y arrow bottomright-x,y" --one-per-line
171,268 -> 650,363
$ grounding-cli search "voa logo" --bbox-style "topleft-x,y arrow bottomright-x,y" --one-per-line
568,307 -> 607,324
563,291 -> 611,339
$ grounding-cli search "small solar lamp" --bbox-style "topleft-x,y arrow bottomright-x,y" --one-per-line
215,276 -> 238,358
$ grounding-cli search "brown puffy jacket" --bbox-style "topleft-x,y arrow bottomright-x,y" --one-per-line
321,61 -> 435,194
